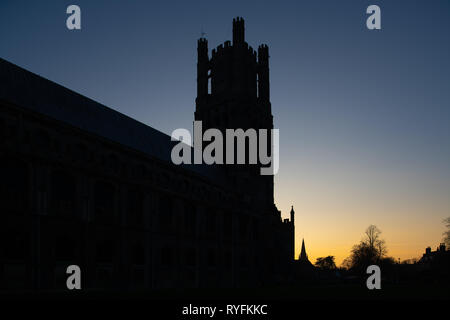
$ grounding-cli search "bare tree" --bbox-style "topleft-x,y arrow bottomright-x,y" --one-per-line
376,239 -> 387,259
444,217 -> 450,247
344,225 -> 388,272
341,257 -> 352,270
363,225 -> 387,259
365,225 -> 379,248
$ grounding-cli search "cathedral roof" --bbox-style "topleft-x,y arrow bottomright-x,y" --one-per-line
0,58 -> 226,184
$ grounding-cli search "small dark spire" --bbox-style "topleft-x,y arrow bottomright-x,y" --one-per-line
299,238 -> 309,262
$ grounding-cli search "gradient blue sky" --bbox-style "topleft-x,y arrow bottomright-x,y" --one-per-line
1,0 -> 449,264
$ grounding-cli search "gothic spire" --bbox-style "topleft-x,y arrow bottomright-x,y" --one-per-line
299,238 -> 309,261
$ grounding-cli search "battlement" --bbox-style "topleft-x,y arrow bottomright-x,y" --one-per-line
210,40 -> 239,59
209,41 -> 258,62
248,46 -> 257,60
205,17 -> 261,63
233,16 -> 245,44
215,43 -> 231,55
197,17 -> 270,103
258,44 -> 269,64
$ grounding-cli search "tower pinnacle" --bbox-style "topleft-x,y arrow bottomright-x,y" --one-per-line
232,17 -> 245,45
290,205 -> 295,224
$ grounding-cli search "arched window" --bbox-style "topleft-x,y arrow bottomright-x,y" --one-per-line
239,215 -> 249,240
207,248 -> 216,267
252,219 -> 259,241
224,251 -> 232,270
184,202 -> 196,235
71,143 -> 88,162
96,238 -> 115,263
239,251 -> 249,268
96,267 -> 112,289
185,248 -> 196,267
54,234 -> 76,261
3,229 -> 29,261
158,195 -> 172,230
128,188 -> 144,226
205,210 -> 217,237
224,214 -> 232,239
131,241 -> 145,265
0,117 -> 5,142
51,170 -> 76,217
107,154 -> 119,173
35,129 -> 51,150
133,164 -> 146,178
160,246 -> 173,266
0,157 -> 29,214
93,181 -> 115,222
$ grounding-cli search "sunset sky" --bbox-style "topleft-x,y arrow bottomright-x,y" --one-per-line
1,0 -> 449,265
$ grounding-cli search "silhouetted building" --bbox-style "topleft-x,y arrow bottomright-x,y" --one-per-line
419,243 -> 449,264
415,243 -> 450,284
0,17 -> 294,292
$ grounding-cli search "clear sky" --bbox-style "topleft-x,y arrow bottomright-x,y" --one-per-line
1,0 -> 449,265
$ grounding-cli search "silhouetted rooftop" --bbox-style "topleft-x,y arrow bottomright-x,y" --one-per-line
0,58 -> 226,184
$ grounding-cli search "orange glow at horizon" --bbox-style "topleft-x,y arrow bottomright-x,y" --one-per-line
274,154 -> 450,267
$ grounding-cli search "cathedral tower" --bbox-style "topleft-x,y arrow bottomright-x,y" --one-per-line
194,17 -> 274,207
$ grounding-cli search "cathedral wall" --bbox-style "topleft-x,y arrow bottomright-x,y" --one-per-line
0,100 -> 290,291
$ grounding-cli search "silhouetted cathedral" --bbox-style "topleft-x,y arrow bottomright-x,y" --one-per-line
0,18 -> 294,291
